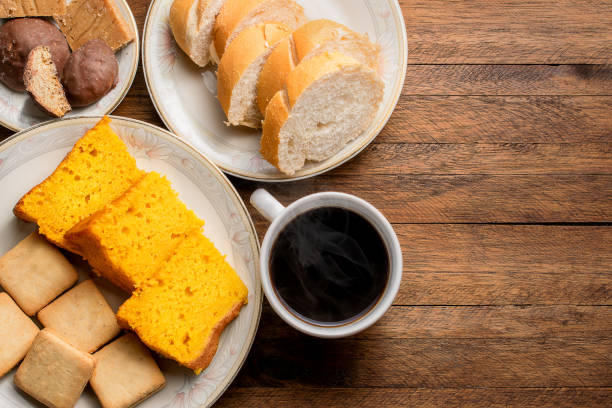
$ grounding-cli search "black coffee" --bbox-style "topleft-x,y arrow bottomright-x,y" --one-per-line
269,207 -> 389,325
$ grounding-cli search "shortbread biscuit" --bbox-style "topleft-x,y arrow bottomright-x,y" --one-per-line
14,329 -> 95,408
91,334 -> 166,408
0,232 -> 78,316
38,280 -> 120,352
0,293 -> 39,378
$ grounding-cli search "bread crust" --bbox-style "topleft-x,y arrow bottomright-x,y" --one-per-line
212,0 -> 266,59
169,0 -> 197,58
260,90 -> 290,170
217,22 -> 290,123
256,36 -> 295,115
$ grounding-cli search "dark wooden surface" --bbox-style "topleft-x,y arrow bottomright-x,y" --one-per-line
2,0 -> 612,406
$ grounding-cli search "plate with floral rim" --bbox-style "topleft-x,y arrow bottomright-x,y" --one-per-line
0,116 -> 261,408
142,0 -> 407,181
0,0 -> 139,132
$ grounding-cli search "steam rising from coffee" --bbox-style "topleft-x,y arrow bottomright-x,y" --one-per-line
270,207 -> 389,325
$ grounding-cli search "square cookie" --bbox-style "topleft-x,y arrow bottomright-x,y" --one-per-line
0,232 -> 78,315
91,334 -> 166,408
14,329 -> 95,408
38,280 -> 120,352
0,293 -> 39,378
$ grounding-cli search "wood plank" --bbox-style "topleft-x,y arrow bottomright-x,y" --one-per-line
404,0 -> 612,64
404,65 -> 612,96
381,96 -> 612,143
396,225 -> 612,274
235,175 -> 612,223
234,338 -> 612,388
397,272 -> 612,305
217,387 -> 612,408
339,143 -> 612,175
255,305 -> 612,340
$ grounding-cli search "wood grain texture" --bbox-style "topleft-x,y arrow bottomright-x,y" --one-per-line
0,0 -> 609,405
395,225 -> 612,273
236,175 -> 612,223
405,65 -> 612,96
381,96 -> 612,143
216,387 -> 612,408
404,0 -> 612,64
234,337 -> 612,388
339,143 -> 612,175
255,305 -> 612,339
397,272 -> 612,305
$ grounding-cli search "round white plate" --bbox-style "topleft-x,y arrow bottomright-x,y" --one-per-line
0,116 -> 261,408
0,0 -> 139,132
143,0 -> 407,181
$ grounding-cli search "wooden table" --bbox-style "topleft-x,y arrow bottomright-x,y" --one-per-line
2,1 -> 612,406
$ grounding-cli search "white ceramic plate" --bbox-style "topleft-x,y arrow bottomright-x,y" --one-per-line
0,0 -> 139,132
143,0 -> 407,181
0,116 -> 261,408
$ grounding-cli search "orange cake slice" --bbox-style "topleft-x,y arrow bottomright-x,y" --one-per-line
65,172 -> 204,292
117,232 -> 248,373
14,117 -> 144,252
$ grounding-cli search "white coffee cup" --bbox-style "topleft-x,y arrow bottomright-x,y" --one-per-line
250,189 -> 402,338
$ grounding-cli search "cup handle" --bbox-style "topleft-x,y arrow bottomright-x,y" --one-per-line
250,189 -> 286,223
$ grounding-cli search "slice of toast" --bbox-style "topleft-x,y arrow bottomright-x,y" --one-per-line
23,46 -> 71,118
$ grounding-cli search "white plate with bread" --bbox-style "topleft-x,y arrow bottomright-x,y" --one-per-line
143,0 -> 407,181
0,0 -> 139,131
0,116 -> 261,408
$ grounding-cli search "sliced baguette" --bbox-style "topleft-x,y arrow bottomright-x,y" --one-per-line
211,0 -> 306,63
169,0 -> 227,67
257,19 -> 381,115
23,46 -> 71,118
261,52 -> 384,175
218,23 -> 291,128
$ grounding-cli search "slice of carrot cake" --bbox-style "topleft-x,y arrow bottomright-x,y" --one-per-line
14,117 -> 144,252
65,172 -> 204,292
117,232 -> 248,373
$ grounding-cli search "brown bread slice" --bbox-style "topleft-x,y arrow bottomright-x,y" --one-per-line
23,45 -> 71,118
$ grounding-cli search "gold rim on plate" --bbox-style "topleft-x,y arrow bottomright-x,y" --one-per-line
142,0 -> 408,182
0,0 -> 140,132
0,115 -> 262,408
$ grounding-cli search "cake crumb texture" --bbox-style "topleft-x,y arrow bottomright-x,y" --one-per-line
65,172 -> 204,292
13,116 -> 144,253
117,232 -> 248,372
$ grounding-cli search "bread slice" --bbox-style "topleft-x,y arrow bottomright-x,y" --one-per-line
23,46 -> 71,118
0,0 -> 66,18
117,232 -> 248,373
211,0 -> 306,63
217,22 -> 290,128
257,19 -> 381,115
14,117 -> 144,252
169,0 -> 227,67
261,52 -> 384,175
